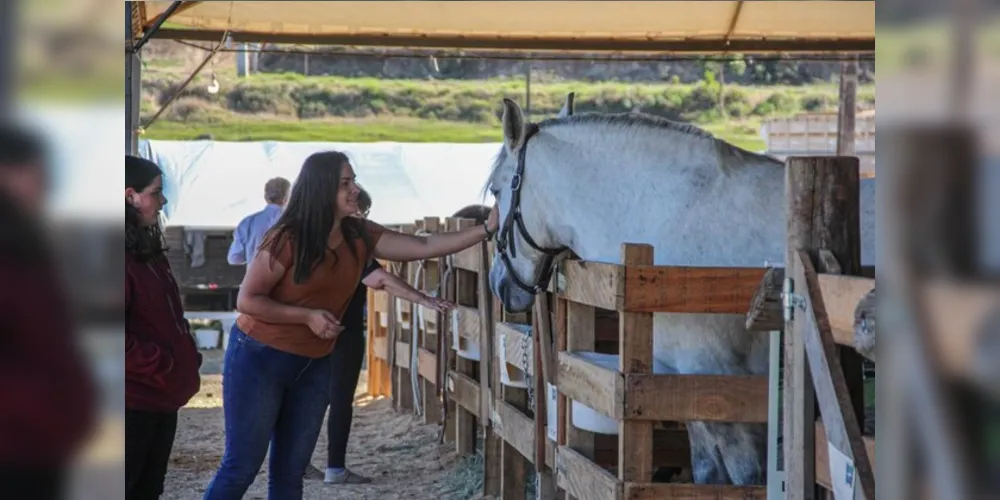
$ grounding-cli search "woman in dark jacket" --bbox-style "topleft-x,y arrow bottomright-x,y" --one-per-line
125,155 -> 203,499
0,124 -> 96,500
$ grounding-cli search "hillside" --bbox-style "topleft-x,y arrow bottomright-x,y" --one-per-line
139,40 -> 875,148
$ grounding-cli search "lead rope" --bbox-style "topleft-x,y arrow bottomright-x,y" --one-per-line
437,254 -> 456,444
521,328 -> 535,412
409,258 -> 426,417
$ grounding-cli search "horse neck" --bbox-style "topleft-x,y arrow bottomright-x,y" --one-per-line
530,123 -> 785,267
529,125 -> 710,264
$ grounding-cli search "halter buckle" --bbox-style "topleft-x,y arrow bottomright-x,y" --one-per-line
510,173 -> 522,191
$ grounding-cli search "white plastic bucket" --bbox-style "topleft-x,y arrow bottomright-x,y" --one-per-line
194,328 -> 220,350
570,352 -> 620,434
450,309 -> 480,361
569,351 -> 673,435
498,328 -> 529,388
394,298 -> 412,329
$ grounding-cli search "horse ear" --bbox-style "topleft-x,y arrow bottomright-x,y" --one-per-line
501,98 -> 527,153
557,92 -> 575,118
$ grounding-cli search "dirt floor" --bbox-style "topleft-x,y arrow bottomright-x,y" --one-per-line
160,350 -> 483,500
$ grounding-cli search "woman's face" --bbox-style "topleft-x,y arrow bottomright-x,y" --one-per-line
126,175 -> 166,227
336,163 -> 361,218
0,162 -> 46,215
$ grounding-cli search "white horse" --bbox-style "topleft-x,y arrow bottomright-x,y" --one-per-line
485,97 -> 790,485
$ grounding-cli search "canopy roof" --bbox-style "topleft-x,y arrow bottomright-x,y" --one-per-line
137,1 -> 875,54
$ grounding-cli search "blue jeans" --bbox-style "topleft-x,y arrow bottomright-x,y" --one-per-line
203,326 -> 332,500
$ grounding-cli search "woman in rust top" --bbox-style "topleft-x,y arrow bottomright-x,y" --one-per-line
203,151 -> 498,500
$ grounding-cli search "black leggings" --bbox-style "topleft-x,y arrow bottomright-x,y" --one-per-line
125,409 -> 178,500
326,328 -> 366,469
0,465 -> 66,500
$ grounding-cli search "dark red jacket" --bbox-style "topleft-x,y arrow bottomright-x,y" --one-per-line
0,261 -> 96,465
126,253 -> 201,412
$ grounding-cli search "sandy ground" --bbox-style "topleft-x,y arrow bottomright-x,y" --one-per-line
158,350 -> 481,500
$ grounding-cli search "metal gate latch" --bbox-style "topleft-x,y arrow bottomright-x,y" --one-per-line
782,277 -> 806,322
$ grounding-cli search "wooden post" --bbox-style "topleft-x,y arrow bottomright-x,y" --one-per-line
618,244 -> 655,484
452,219 -> 477,456
881,126 -> 977,500
481,237 -> 502,497
422,217 -> 443,425
784,156 -> 861,499
125,2 -> 140,154
836,59 -> 857,157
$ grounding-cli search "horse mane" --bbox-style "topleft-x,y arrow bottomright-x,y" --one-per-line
487,111 -> 781,189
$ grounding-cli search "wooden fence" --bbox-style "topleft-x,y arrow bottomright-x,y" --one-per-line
365,155 -> 880,499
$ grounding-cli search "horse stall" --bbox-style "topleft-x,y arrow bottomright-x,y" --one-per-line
365,216 -> 493,455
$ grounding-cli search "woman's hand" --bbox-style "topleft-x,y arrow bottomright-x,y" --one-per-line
485,204 -> 499,235
306,310 -> 344,340
420,295 -> 456,313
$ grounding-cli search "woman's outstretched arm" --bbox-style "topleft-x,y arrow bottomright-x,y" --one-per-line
373,205 -> 498,262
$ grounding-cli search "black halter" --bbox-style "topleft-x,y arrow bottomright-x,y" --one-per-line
495,123 -> 566,294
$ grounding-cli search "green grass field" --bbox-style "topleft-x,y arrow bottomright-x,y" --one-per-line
141,115 -> 767,150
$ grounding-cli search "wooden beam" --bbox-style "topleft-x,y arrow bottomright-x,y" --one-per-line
557,260 -> 623,311
815,422 -> 875,491
817,274 -> 874,345
745,267 -> 785,332
417,348 -> 437,386
624,374 -> 769,423
623,483 -> 767,500
623,266 -> 766,314
151,27 -> 876,54
558,260 -> 770,314
794,251 -> 875,500
556,446 -> 623,500
924,281 -> 1000,377
492,400 -> 536,466
451,245 -> 481,273
447,371 -> 481,419
557,351 -> 624,420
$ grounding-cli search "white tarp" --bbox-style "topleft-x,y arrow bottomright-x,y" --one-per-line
18,104 -> 122,222
138,139 -> 502,228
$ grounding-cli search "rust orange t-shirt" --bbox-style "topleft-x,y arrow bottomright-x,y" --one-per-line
236,220 -> 387,358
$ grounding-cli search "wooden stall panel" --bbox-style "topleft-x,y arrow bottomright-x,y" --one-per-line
624,483 -> 767,500
557,351 -> 623,420
817,274 -> 874,345
452,305 -> 482,342
446,371 -> 481,419
556,446 -> 623,500
556,260 -> 623,311
623,266 -> 766,314
624,374 -> 769,423
417,348 -> 437,386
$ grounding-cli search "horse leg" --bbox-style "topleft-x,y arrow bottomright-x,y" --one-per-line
686,421 -> 731,484
710,422 -> 768,485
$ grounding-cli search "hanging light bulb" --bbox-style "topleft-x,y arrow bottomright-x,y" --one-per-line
207,73 -> 220,95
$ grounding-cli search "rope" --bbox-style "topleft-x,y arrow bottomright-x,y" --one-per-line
140,2 -> 233,133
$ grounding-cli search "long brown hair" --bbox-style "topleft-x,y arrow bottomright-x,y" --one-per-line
261,151 -> 371,284
125,155 -> 167,262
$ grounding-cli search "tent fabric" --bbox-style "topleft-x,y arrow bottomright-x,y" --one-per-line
139,1 -> 875,52
138,139 -> 501,229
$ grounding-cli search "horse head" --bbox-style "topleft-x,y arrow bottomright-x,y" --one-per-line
486,97 -> 572,313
